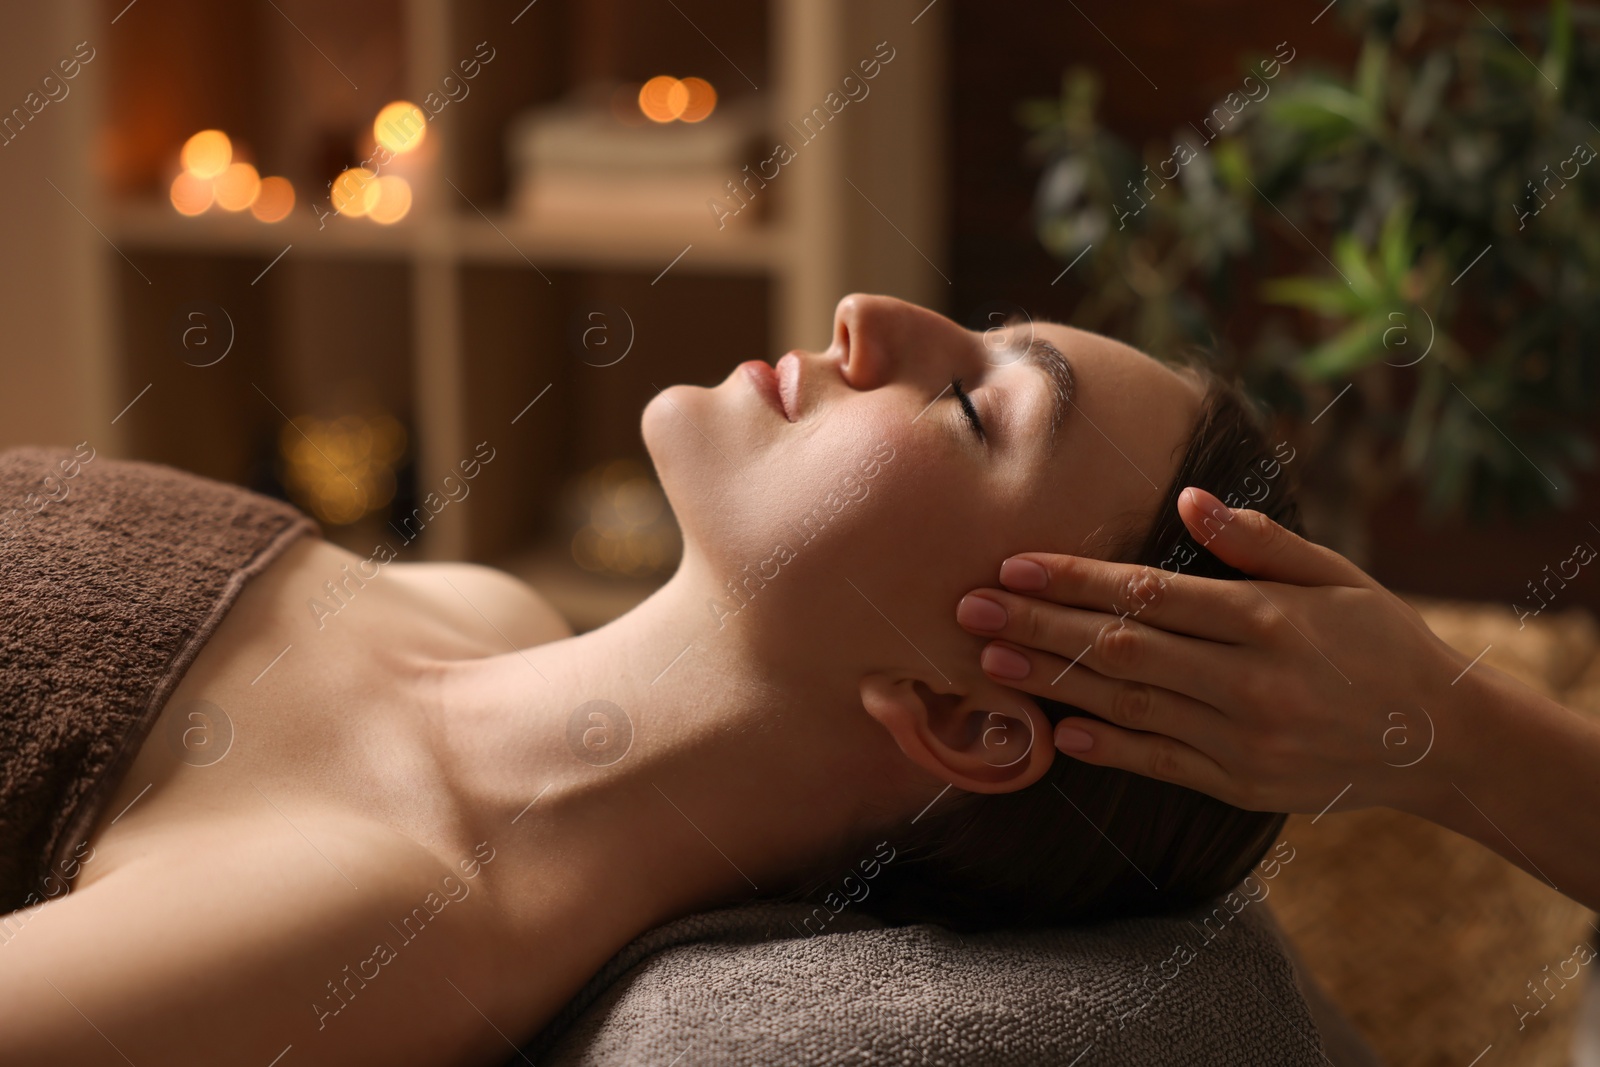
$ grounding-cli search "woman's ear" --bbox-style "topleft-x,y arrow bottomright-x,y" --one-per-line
858,672 -> 1055,793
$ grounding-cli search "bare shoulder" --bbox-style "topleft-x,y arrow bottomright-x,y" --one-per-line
219,536 -> 570,650
387,558 -> 573,648
0,812 -> 524,1066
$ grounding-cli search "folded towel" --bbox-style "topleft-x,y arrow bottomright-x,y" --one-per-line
515,897 -> 1329,1066
0,445 -> 317,914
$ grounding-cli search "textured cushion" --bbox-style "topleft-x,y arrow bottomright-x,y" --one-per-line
514,898 -> 1330,1066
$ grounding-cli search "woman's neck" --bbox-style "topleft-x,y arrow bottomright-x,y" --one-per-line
430,550 -> 909,959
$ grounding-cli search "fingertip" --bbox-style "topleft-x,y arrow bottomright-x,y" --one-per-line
1055,722 -> 1095,753
999,555 -> 1049,591
1179,486 -> 1232,521
1178,486 -> 1238,548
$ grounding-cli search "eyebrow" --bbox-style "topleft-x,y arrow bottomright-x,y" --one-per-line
1015,334 -> 1075,459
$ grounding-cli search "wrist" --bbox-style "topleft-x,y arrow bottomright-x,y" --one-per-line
1382,658 -> 1508,828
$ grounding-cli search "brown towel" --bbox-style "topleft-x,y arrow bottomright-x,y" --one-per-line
0,444 -> 317,913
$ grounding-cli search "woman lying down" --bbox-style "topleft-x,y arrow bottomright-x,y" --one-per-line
0,294 -> 1297,1066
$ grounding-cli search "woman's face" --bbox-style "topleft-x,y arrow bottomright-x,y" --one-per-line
642,294 -> 1204,687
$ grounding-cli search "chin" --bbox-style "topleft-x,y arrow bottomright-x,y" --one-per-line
639,385 -> 682,457
641,381 -> 785,578
641,384 -> 720,565
640,385 -> 681,479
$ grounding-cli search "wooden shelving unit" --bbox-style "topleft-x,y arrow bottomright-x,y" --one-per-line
105,202 -> 784,272
77,0 -> 946,618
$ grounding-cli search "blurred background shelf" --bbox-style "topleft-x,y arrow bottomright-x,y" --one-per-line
16,0 -> 945,619
448,213 -> 783,273
108,201 -> 784,271
109,202 -> 419,259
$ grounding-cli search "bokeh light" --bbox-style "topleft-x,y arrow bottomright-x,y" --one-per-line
331,167 -> 376,217
278,411 -> 407,526
374,101 -> 427,154
180,129 -> 232,179
678,77 -> 717,122
363,175 -> 413,225
665,79 -> 691,118
639,76 -> 686,123
213,162 -> 261,212
637,76 -> 716,123
567,459 -> 681,576
170,171 -> 214,216
250,176 -> 295,222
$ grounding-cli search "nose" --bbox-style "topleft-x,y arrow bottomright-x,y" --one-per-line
827,293 -> 969,391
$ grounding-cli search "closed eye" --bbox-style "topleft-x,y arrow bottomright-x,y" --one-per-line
951,376 -> 985,441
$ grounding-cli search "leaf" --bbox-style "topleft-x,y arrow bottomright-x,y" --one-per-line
1014,100 -> 1060,132
1378,202 -> 1415,284
1212,139 -> 1250,190
1399,53 -> 1453,135
1333,233 -> 1383,300
1542,0 -> 1571,96
1261,276 -> 1368,316
1297,318 -> 1389,379
1267,82 -> 1374,134
1355,36 -> 1389,118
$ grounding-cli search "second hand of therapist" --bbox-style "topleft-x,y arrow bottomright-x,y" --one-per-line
955,485 -> 1600,912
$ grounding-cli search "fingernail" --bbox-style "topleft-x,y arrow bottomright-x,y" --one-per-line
1182,486 -> 1233,520
980,644 -> 1030,679
1055,725 -> 1094,752
999,557 -> 1048,591
957,593 -> 1008,632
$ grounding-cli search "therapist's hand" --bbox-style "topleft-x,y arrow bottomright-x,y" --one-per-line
954,486 -> 1481,816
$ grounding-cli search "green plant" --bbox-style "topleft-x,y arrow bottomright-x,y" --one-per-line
1021,0 -> 1598,539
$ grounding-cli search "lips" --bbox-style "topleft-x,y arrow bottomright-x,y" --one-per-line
775,351 -> 800,422
740,360 -> 788,419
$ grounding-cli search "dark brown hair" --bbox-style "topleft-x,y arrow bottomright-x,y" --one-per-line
798,371 -> 1300,933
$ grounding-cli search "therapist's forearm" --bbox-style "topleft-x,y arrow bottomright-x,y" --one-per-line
1407,663 -> 1600,914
